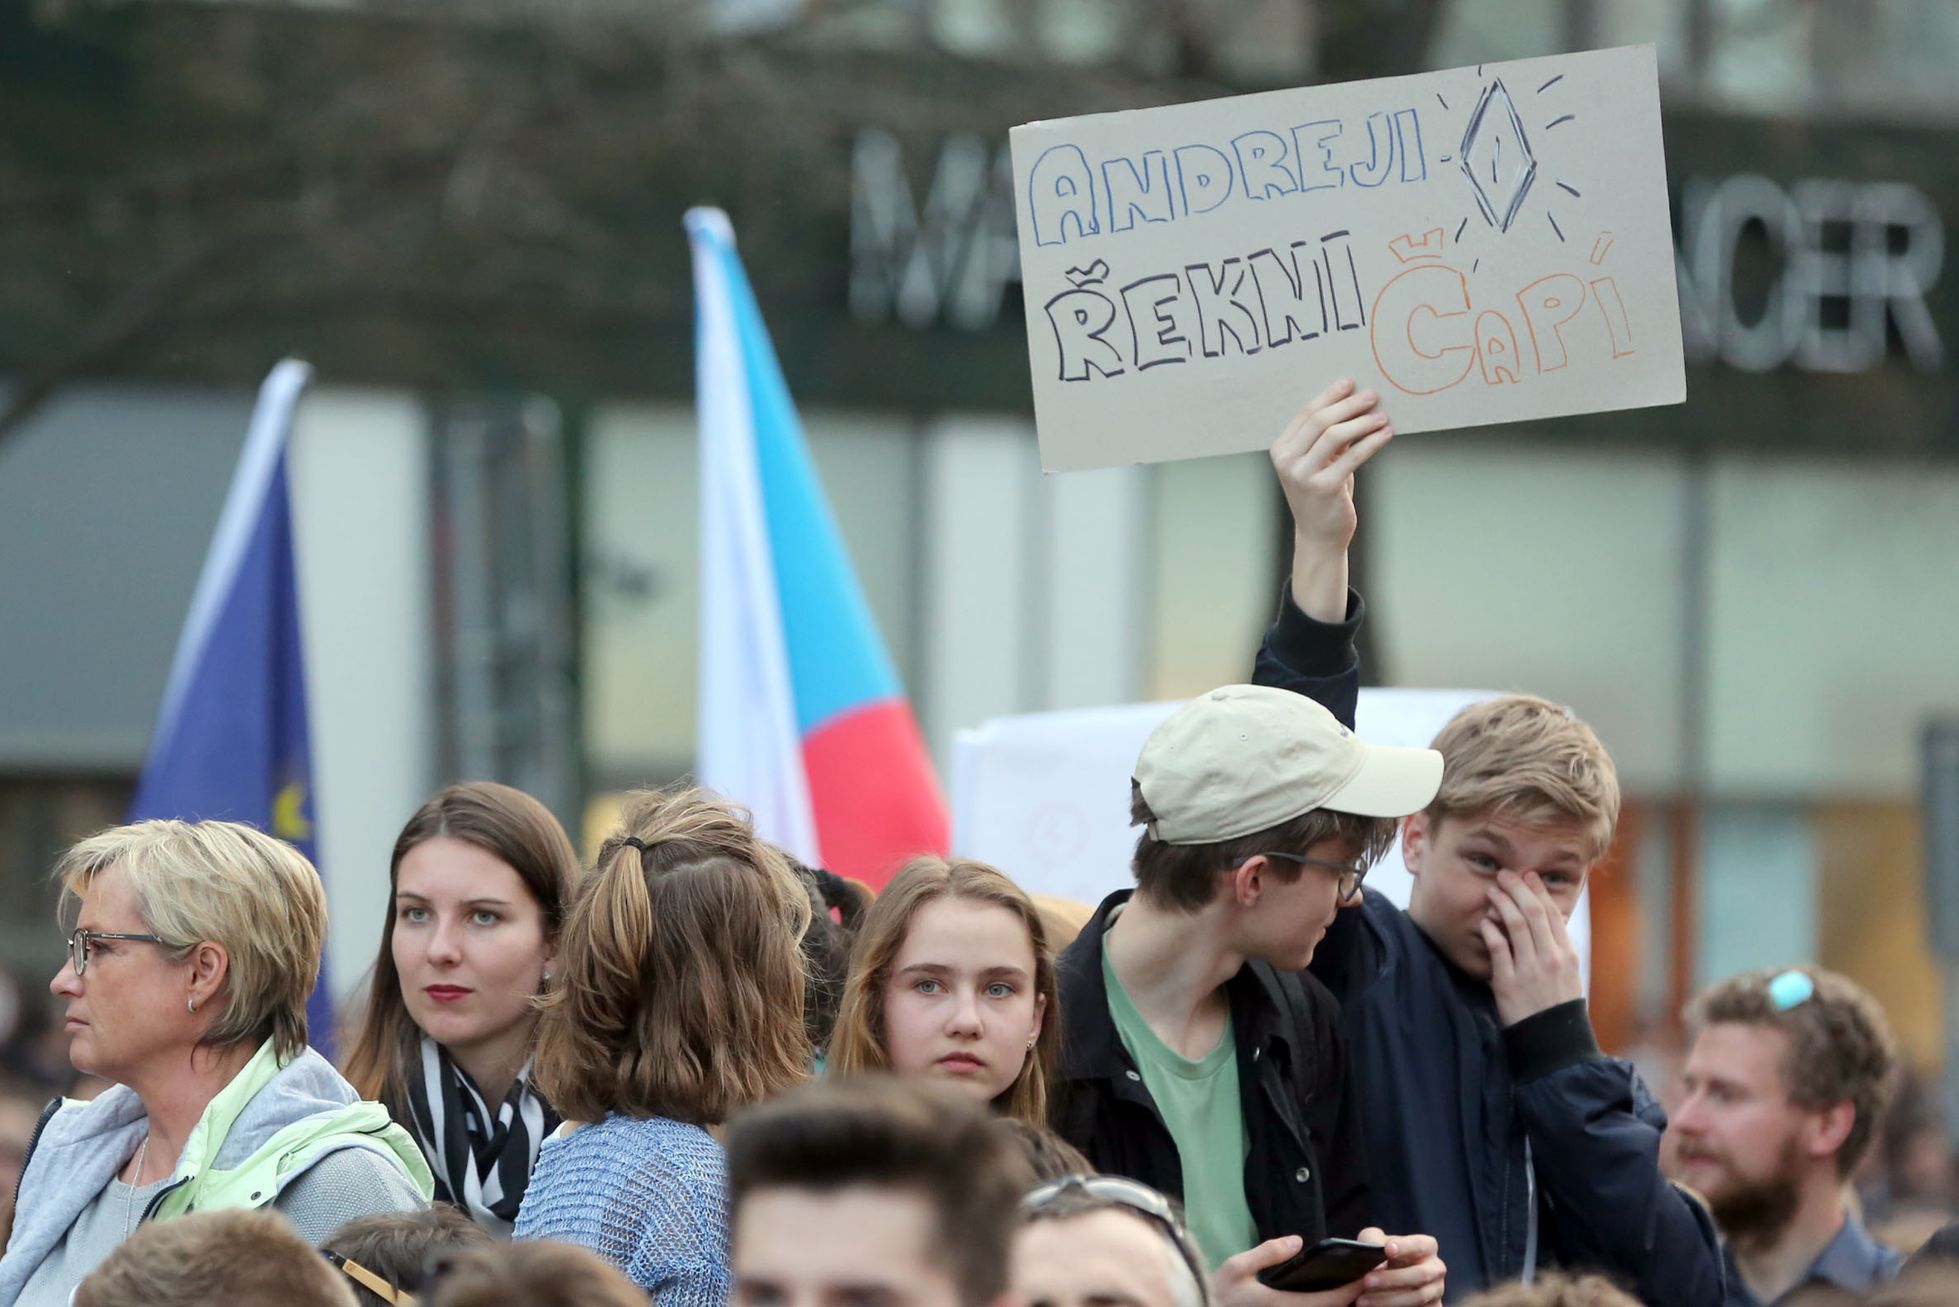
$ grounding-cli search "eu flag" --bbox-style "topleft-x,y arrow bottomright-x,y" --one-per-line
130,359 -> 332,1050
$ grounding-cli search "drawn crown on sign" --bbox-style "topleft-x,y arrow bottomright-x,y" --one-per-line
1387,228 -> 1449,264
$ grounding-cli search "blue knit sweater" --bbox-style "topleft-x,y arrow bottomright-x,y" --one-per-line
512,1113 -> 732,1305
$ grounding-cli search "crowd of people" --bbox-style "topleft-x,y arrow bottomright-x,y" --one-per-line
1,379 -> 1955,1307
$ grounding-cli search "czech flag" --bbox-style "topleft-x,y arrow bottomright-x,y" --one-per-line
687,208 -> 948,890
131,358 -> 333,1049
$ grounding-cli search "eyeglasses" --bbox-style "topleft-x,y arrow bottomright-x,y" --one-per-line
67,929 -> 168,977
1232,852 -> 1369,903
321,1250 -> 418,1305
1023,1174 -> 1209,1287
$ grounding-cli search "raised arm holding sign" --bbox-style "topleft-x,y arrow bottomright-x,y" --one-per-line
1011,45 -> 1684,472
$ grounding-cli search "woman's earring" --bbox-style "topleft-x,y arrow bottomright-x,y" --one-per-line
1025,1037 -> 1036,1051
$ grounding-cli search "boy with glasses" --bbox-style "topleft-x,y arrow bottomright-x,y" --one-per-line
1252,378 -> 1727,1303
1053,685 -> 1448,1306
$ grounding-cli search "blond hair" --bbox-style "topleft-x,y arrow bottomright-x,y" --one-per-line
532,786 -> 812,1125
1460,1273 -> 1640,1307
56,820 -> 326,1061
75,1209 -> 355,1307
1427,695 -> 1620,860
828,856 -> 1060,1127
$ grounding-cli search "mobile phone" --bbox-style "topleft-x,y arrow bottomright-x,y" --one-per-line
1254,1237 -> 1388,1293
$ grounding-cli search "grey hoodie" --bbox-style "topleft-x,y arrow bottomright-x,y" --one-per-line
0,1045 -> 430,1305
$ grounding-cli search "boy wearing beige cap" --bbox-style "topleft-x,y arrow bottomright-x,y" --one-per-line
1251,379 -> 1726,1305
1052,684 -> 1448,1307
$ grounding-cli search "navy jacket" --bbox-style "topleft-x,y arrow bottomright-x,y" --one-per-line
1052,889 -> 1373,1249
1255,587 -> 1727,1306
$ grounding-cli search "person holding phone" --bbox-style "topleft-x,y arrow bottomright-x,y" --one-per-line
1051,682 -> 1448,1307
1251,379 -> 1726,1304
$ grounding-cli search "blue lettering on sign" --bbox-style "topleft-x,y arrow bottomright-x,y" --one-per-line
1102,152 -> 1174,232
1024,108 -> 1432,247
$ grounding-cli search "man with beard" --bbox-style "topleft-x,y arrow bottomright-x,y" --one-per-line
1674,966 -> 1902,1305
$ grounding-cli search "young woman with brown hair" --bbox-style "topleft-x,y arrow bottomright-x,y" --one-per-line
340,781 -> 581,1234
509,786 -> 812,1305
827,856 -> 1060,1127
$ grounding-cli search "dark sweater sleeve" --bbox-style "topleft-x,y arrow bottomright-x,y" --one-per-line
1513,1046 -> 1728,1307
1251,584 -> 1364,729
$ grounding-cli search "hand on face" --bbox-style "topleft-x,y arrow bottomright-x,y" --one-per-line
1477,870 -> 1585,1027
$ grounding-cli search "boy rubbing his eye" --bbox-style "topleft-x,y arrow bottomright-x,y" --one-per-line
1253,378 -> 1727,1304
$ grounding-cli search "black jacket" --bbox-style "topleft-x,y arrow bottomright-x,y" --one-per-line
1255,587 -> 1727,1306
1052,889 -> 1372,1248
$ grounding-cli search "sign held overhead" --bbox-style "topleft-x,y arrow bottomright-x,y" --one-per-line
1010,45 -> 1686,472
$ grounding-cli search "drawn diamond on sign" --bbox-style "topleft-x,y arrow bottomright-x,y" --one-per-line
1460,79 -> 1536,233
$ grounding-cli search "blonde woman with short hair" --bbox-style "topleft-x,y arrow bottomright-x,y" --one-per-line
0,820 -> 432,1307
511,786 -> 811,1305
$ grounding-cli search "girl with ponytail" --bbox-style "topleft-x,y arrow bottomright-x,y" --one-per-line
510,786 -> 811,1305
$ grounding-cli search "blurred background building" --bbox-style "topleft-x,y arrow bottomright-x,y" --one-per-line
1,0 -> 1955,1160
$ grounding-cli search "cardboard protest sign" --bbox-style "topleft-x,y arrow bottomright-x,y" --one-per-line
1010,45 -> 1684,472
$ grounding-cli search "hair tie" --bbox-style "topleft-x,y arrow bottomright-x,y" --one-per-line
621,836 -> 649,853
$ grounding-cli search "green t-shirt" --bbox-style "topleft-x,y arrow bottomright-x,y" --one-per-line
1102,946 -> 1257,1271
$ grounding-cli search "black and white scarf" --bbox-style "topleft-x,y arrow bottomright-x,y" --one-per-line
404,1037 -> 558,1234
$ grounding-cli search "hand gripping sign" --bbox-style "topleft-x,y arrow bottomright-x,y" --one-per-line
1010,45 -> 1685,472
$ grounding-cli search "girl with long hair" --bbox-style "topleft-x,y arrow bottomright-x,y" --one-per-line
341,781 -> 580,1233
827,856 -> 1059,1126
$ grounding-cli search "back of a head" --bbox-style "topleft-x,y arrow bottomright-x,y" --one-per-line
789,855 -> 870,1055
1458,1273 -> 1640,1307
75,1209 -> 355,1307
426,1239 -> 644,1307
728,1076 -> 1029,1307
323,1206 -> 493,1307
532,785 -> 814,1125
1686,965 -> 1899,1176
995,1117 -> 1095,1183
1427,695 -> 1621,858
1873,1262 -> 1959,1305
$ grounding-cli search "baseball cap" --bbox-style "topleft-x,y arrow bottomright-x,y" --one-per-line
1133,685 -> 1443,844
